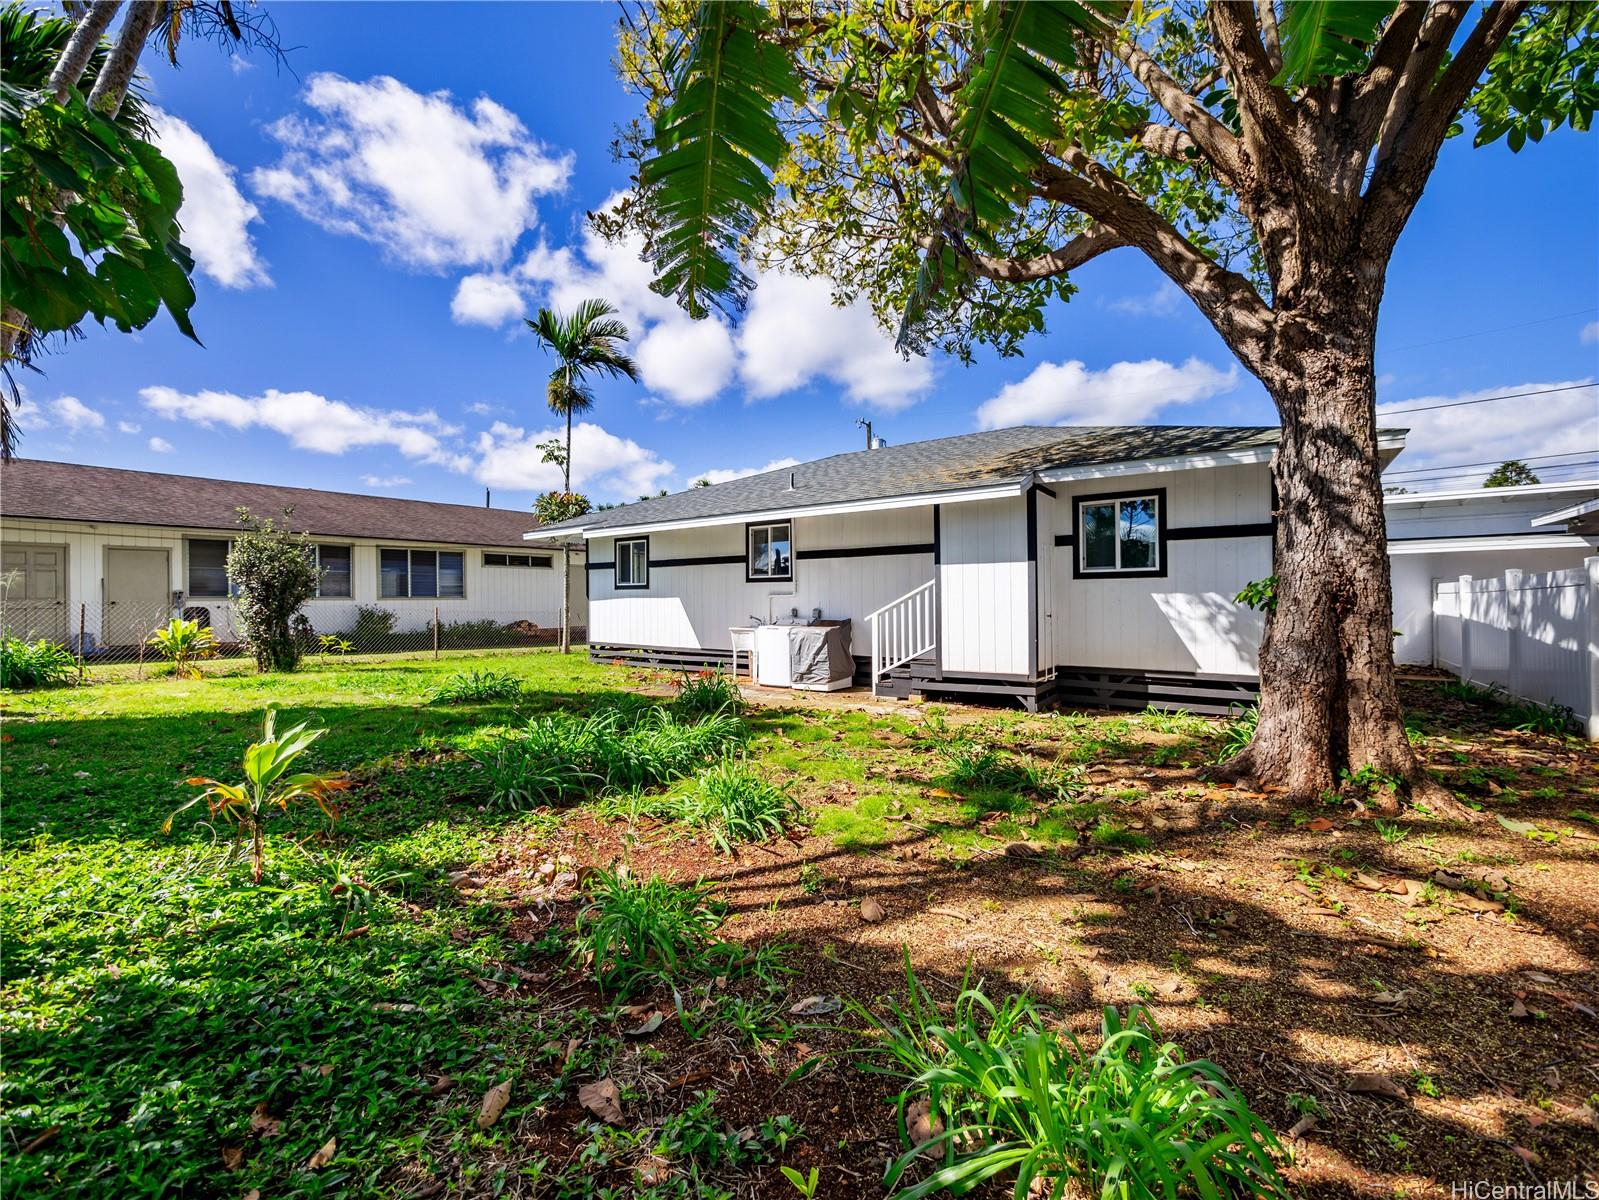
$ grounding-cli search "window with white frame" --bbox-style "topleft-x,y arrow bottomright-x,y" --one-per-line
483,552 -> 553,569
746,522 -> 792,581
614,538 -> 648,588
380,548 -> 465,598
1075,493 -> 1163,576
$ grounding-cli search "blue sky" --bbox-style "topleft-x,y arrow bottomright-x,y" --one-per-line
14,2 -> 1599,505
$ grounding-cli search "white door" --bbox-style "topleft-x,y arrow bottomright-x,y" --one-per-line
1,544 -> 68,641
105,548 -> 170,647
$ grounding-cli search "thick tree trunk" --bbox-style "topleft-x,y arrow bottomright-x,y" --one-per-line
1222,314 -> 1462,814
49,0 -> 124,101
87,0 -> 159,116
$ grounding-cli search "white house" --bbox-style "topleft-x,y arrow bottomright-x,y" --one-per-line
535,425 -> 1406,712
0,460 -> 585,654
1386,481 -> 1599,666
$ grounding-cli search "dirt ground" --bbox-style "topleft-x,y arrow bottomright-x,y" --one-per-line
411,679 -> 1599,1199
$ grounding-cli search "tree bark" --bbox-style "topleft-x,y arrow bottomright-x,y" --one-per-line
87,0 -> 160,116
48,0 -> 123,101
1220,305 -> 1464,814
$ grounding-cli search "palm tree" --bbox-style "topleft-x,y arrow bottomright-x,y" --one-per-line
526,299 -> 639,653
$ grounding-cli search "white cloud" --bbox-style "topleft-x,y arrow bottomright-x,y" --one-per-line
691,457 -> 801,487
360,473 -> 412,488
15,393 -> 105,434
117,420 -> 141,434
228,53 -> 254,75
148,436 -> 174,453
976,357 -> 1238,429
451,273 -> 527,327
1581,321 -> 1599,345
1378,379 -> 1598,490
141,385 -> 470,468
503,198 -> 927,410
152,109 -> 270,288
251,73 -> 571,271
737,273 -> 932,410
1106,283 -> 1181,317
636,316 -> 738,407
473,419 -> 673,501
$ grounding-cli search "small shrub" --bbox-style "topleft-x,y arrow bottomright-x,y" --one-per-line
1505,699 -> 1578,737
853,958 -> 1290,1199
571,868 -> 738,997
430,669 -> 524,704
938,741 -> 1072,798
227,507 -> 320,672
165,708 -> 347,883
350,604 -> 399,646
672,667 -> 741,716
685,757 -> 798,852
316,633 -> 353,656
0,635 -> 75,689
146,616 -> 217,679
1214,703 -> 1258,763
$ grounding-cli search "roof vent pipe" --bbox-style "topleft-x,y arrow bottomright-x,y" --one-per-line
788,471 -> 796,490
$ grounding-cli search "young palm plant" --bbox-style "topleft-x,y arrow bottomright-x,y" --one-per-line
165,708 -> 347,883
526,298 -> 640,653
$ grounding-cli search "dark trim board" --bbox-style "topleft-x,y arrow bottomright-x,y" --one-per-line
1166,522 -> 1274,541
796,543 -> 935,561
1069,487 -> 1168,580
745,519 -> 793,583
654,554 -> 744,568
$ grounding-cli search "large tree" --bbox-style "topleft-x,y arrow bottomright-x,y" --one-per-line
527,299 -> 640,654
610,0 -> 1596,805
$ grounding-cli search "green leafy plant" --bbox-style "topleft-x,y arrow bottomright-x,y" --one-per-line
938,741 -> 1072,799
316,633 -> 352,656
851,958 -> 1290,1200
780,1166 -> 820,1198
165,708 -> 347,883
532,489 -> 592,524
1215,704 -> 1259,763
671,667 -> 741,716
146,616 -> 217,679
429,669 -> 524,704
0,634 -> 74,688
683,756 -> 797,852
226,508 -> 319,673
1234,576 -> 1278,613
570,868 -> 738,997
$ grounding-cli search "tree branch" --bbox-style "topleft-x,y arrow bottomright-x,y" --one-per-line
1134,121 -> 1200,160
1362,1 -> 1529,256
1033,150 -> 1275,369
1366,3 -> 1471,167
952,224 -> 1124,282
1106,35 -> 1243,182
1207,3 -> 1299,179
48,0 -> 124,101
1255,0 -> 1283,75
1348,2 -> 1429,145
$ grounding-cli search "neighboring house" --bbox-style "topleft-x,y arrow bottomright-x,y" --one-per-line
1386,481 -> 1599,666
0,460 -> 585,650
533,425 -> 1405,712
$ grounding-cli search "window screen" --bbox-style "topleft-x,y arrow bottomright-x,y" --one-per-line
188,539 -> 231,597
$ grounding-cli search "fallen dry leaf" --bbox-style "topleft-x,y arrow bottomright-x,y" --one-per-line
243,1191 -> 261,1200
627,1011 -> 667,1037
859,898 -> 885,923
477,1078 -> 513,1129
221,1145 -> 244,1171
19,1126 -> 60,1154
304,1137 -> 336,1171
578,1078 -> 623,1125
789,994 -> 842,1017
1370,990 -> 1410,1008
1306,817 -> 1336,832
1347,1072 -> 1406,1099
428,1075 -> 456,1098
906,1097 -> 945,1158
249,1103 -> 282,1138
1288,1113 -> 1318,1139
1510,998 -> 1532,1019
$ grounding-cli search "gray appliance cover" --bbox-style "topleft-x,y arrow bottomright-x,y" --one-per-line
789,621 -> 852,685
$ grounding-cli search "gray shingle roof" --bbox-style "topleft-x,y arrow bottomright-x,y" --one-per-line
548,425 -> 1286,534
0,459 -> 545,547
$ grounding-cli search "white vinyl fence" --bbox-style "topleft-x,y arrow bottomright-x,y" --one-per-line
1432,557 -> 1599,739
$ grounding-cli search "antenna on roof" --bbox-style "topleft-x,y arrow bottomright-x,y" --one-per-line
856,417 -> 873,449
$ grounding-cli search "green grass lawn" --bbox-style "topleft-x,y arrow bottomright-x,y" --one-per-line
1,651 -> 627,1197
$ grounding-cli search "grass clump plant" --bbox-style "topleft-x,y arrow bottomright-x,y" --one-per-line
672,667 -> 742,716
571,868 -> 740,997
852,958 -> 1290,1199
683,757 -> 798,852
937,741 -> 1074,800
1214,704 -> 1259,763
0,634 -> 75,689
429,668 -> 525,704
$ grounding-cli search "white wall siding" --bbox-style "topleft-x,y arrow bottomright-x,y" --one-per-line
1048,464 -> 1271,675
1391,548 -> 1586,664
587,509 -> 935,654
938,496 -> 1031,676
0,517 -> 583,642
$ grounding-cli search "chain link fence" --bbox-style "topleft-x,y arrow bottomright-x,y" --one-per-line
2,598 -> 587,679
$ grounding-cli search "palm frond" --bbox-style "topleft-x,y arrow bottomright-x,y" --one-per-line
1275,1 -> 1395,88
638,1 -> 799,319
546,374 -> 594,418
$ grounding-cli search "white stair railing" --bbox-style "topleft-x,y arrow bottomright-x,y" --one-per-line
864,579 -> 937,696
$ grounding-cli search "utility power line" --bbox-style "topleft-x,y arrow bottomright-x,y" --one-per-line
1384,449 -> 1599,477
1378,382 -> 1596,416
